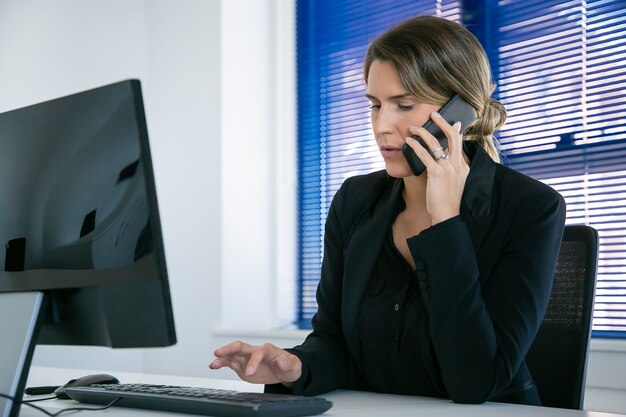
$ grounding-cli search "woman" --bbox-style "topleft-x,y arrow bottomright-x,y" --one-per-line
210,15 -> 566,405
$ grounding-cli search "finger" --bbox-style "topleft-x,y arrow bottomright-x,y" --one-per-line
245,346 -> 268,376
275,355 -> 291,371
272,349 -> 295,372
263,344 -> 296,373
213,341 -> 241,357
428,111 -> 461,157
451,121 -> 463,159
213,350 -> 250,368
225,359 -> 246,378
404,136 -> 440,173
408,125 -> 443,156
210,356 -> 244,375
214,340 -> 254,357
274,352 -> 302,383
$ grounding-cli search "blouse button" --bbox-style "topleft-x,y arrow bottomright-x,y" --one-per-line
394,303 -> 400,311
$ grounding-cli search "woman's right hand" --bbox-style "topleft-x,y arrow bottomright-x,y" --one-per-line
209,341 -> 302,386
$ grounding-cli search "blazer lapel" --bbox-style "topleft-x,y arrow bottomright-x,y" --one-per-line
342,177 -> 403,366
461,141 -> 497,267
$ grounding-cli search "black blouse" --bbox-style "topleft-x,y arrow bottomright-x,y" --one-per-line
357,199 -> 443,397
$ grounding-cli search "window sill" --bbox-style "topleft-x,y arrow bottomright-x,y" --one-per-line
211,327 -> 310,343
590,338 -> 626,353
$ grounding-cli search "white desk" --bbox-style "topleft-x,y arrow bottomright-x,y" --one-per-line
20,367 -> 626,417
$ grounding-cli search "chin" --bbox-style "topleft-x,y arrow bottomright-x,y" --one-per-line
384,160 -> 414,178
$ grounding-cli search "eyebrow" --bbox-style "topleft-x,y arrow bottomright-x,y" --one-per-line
365,92 -> 412,101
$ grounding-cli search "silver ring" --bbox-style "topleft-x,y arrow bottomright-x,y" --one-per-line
437,152 -> 449,160
432,146 -> 444,153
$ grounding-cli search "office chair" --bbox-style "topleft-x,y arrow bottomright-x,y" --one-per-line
525,224 -> 599,410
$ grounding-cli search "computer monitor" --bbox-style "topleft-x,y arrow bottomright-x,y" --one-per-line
0,80 -> 176,416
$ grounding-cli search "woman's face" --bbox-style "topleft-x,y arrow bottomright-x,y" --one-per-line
366,59 -> 440,178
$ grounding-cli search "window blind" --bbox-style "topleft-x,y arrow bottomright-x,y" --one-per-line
296,0 -> 462,327
488,0 -> 626,336
297,0 -> 626,336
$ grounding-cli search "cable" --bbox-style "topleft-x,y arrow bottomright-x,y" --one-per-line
0,393 -> 119,417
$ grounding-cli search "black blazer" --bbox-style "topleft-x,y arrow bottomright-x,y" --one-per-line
268,142 -> 566,404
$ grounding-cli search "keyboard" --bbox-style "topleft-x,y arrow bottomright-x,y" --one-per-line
64,383 -> 333,417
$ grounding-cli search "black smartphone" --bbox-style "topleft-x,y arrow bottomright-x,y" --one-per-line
401,94 -> 477,176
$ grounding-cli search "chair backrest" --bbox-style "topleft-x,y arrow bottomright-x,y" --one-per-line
525,224 -> 598,410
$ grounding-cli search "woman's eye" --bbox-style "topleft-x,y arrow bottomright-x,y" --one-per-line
398,104 -> 414,111
369,104 -> 380,110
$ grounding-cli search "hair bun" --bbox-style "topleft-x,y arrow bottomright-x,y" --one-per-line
466,98 -> 507,138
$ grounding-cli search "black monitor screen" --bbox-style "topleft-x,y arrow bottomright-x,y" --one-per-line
0,80 -> 176,348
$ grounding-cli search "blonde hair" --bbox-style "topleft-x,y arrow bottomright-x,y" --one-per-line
364,16 -> 505,162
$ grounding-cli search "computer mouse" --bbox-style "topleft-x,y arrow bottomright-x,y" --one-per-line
54,374 -> 120,399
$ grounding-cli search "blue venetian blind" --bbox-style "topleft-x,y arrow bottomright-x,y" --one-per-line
296,0 -> 463,327
487,0 -> 626,337
297,0 -> 626,336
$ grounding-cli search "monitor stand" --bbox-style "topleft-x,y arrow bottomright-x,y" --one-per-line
0,292 -> 44,417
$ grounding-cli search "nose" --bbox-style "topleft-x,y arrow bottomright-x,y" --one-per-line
372,106 -> 394,136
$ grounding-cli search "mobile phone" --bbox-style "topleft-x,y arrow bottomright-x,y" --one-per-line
401,94 -> 477,176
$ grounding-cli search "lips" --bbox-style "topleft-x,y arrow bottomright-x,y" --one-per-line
380,145 -> 402,158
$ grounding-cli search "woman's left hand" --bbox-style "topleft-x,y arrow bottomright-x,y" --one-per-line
404,112 -> 470,225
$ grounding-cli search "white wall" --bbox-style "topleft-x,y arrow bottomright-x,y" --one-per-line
1,0 -> 625,414
219,0 -> 297,333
